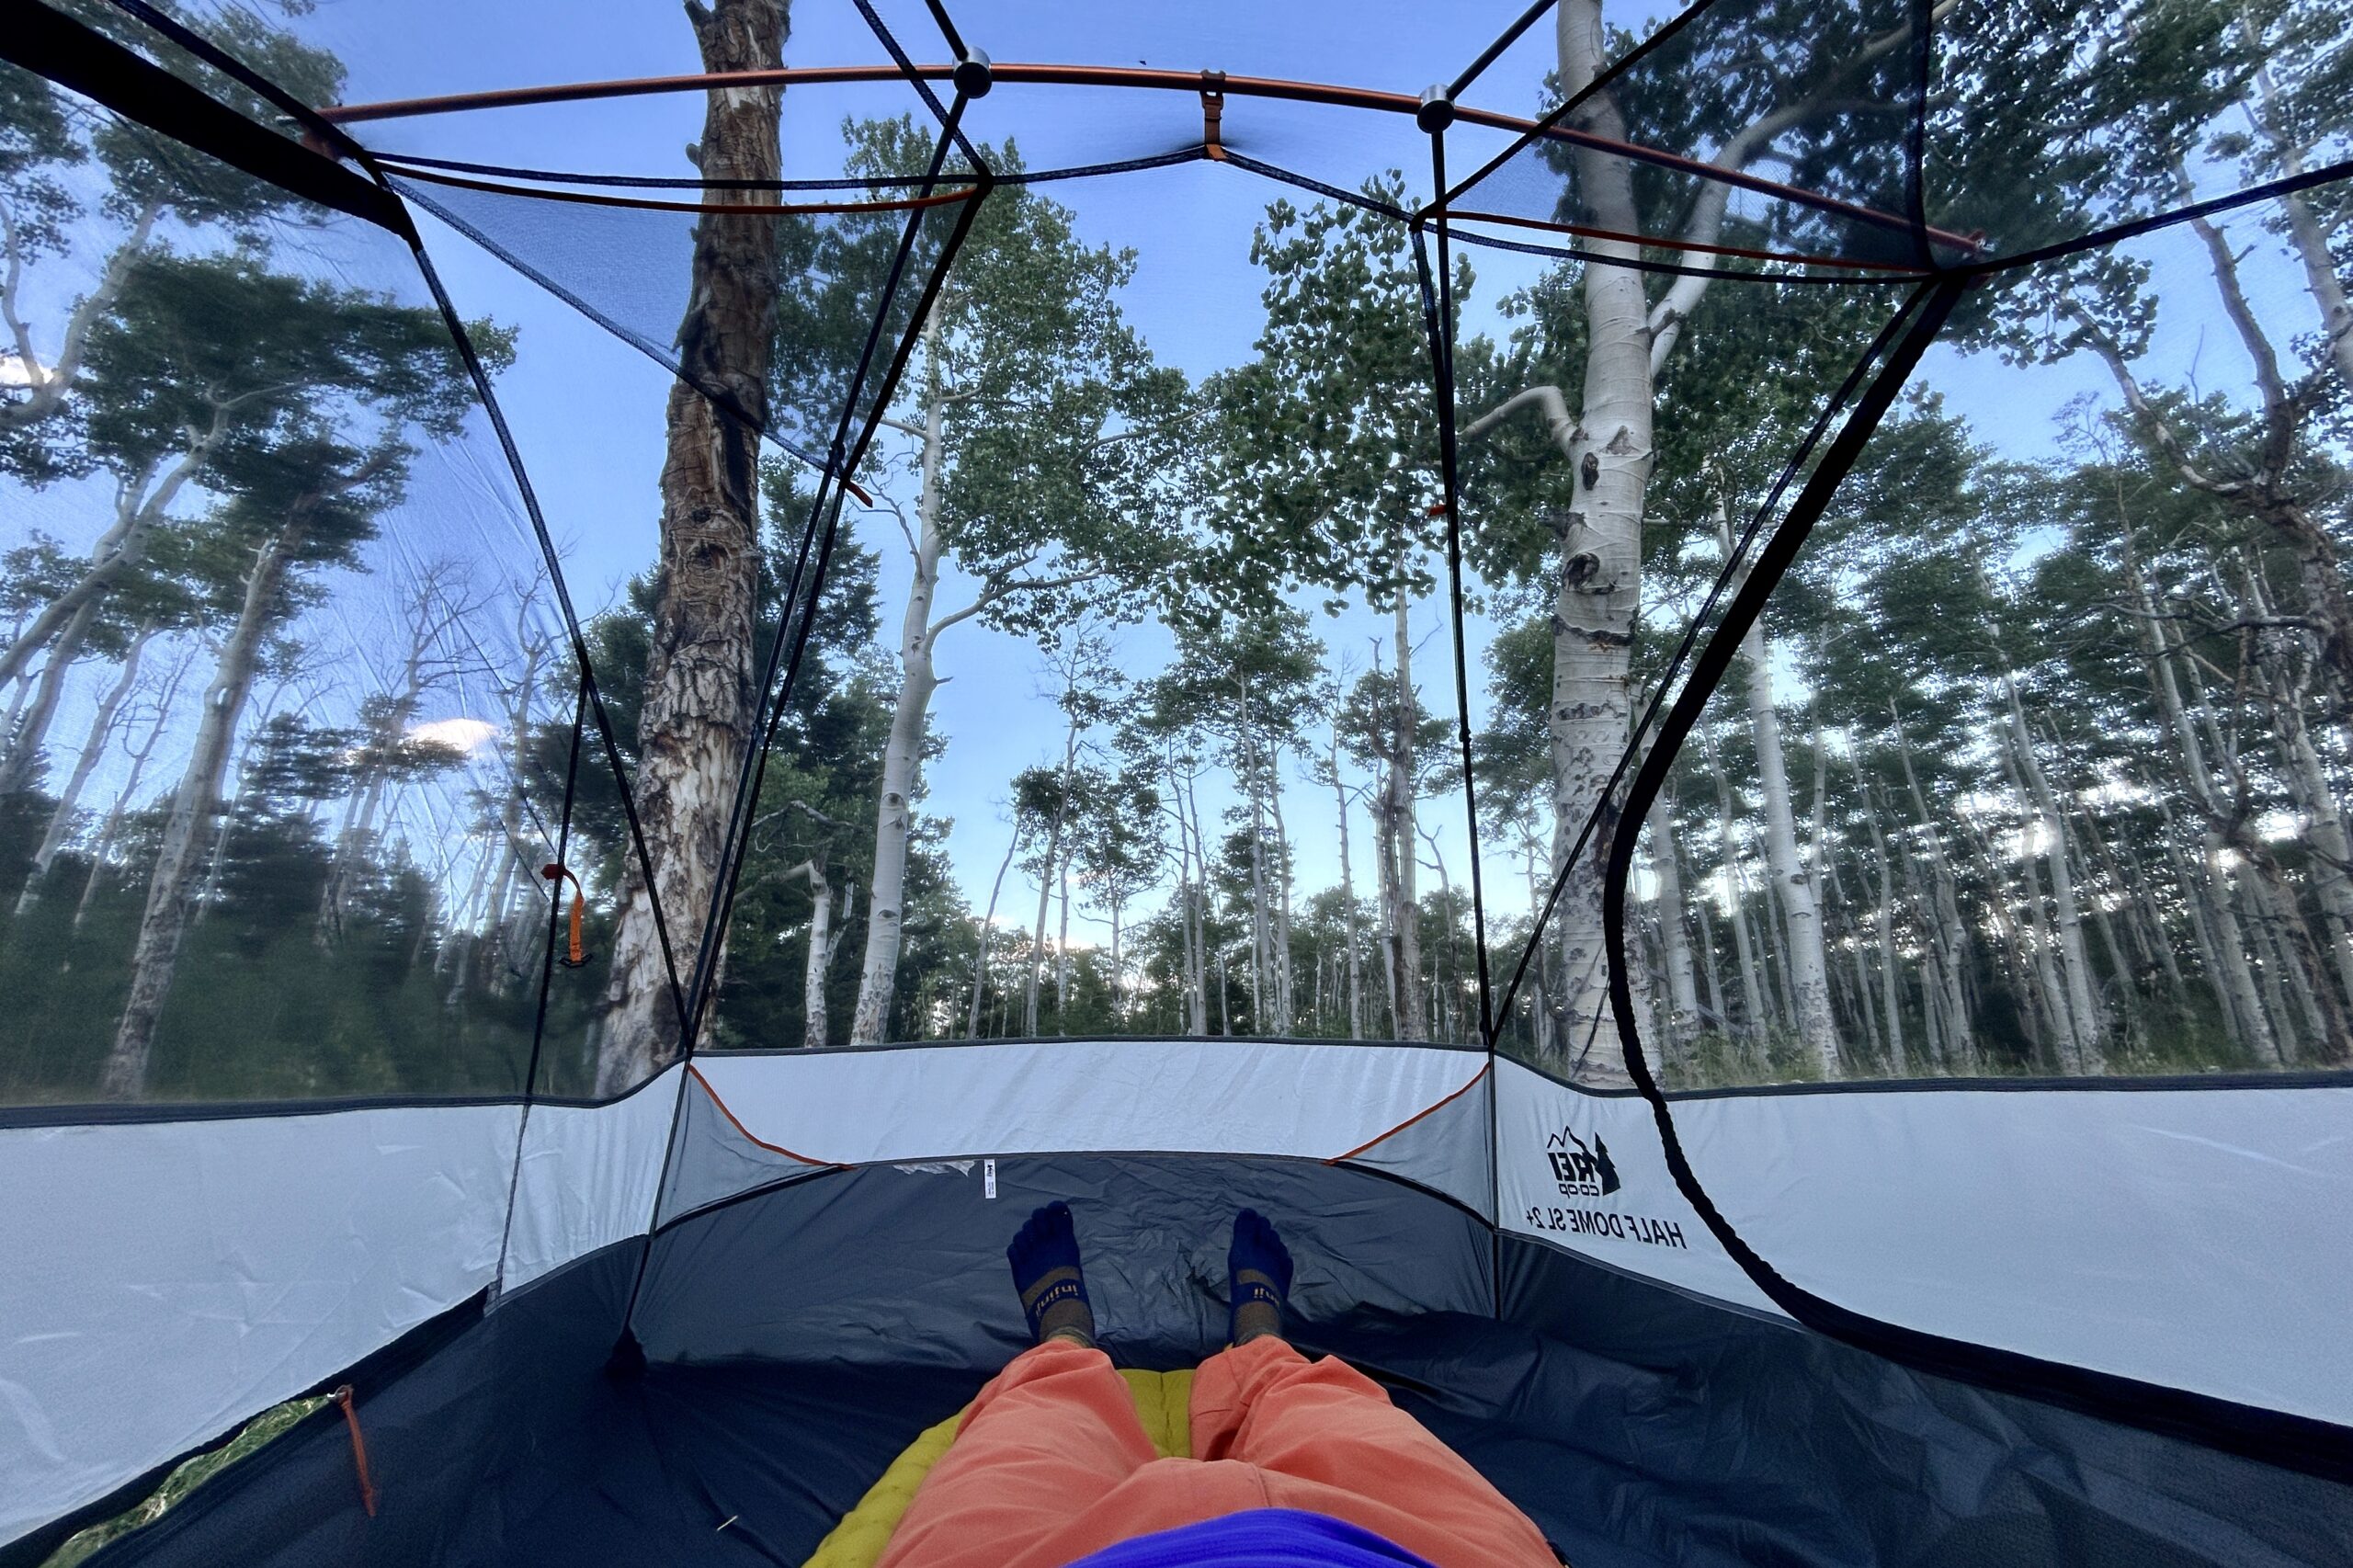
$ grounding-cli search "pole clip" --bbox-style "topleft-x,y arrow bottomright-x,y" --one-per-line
1201,70 -> 1228,161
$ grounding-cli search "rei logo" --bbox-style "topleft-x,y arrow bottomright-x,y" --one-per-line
1544,1126 -> 1620,1199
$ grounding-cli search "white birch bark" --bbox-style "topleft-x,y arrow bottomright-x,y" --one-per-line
103,515 -> 306,1096
18,620 -> 152,910
967,824 -> 1019,1038
1854,767 -> 1909,1075
1026,713 -> 1081,1036
1646,793 -> 1700,1053
787,857 -> 842,1048
849,312 -> 949,1047
1700,728 -> 1769,1051
2004,678 -> 2105,1067
1381,598 -> 1426,1040
1329,728 -> 1366,1040
1892,713 -> 1975,1065
1726,506 -> 1838,1075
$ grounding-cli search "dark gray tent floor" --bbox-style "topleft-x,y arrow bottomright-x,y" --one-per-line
66,1166 -> 2353,1568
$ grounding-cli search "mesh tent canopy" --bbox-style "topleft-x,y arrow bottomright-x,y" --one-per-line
3,1 -> 2351,1564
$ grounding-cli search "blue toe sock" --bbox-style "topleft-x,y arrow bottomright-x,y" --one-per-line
1008,1200 -> 1088,1338
1228,1207 -> 1293,1341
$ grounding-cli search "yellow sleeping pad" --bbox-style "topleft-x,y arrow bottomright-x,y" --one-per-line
800,1368 -> 1194,1568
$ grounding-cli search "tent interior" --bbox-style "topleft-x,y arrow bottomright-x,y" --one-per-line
2,1 -> 2351,1564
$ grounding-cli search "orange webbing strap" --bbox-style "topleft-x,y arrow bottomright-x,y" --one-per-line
1201,70 -> 1227,161
333,1384 -> 379,1517
541,862 -> 586,967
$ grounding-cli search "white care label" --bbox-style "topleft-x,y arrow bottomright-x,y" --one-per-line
983,1158 -> 997,1199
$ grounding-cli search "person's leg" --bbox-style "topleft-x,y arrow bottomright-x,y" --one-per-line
1188,1215 -> 1557,1568
880,1337 -> 1160,1568
880,1203 -> 1156,1568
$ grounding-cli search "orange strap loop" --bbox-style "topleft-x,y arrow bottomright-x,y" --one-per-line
541,862 -> 587,967
332,1384 -> 379,1517
1200,70 -> 1227,161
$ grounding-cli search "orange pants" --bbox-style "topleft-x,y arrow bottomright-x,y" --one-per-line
875,1337 -> 1556,1568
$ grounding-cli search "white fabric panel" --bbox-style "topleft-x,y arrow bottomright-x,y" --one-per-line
656,1070 -> 827,1224
497,1065 -> 680,1292
1342,1068 -> 1495,1219
0,1101 -> 519,1549
1673,1084 -> 2353,1426
688,1042 -> 1489,1169
1495,1061 -> 1782,1312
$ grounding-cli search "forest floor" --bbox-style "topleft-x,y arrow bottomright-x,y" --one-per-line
39,1396 -> 325,1568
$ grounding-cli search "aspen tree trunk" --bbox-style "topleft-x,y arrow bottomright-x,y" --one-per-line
441,814 -> 496,995
2246,570 -> 2353,1009
2063,772 -> 2176,993
596,0 -> 787,1090
1387,597 -> 1425,1040
1108,895 -> 1123,1025
480,635 -> 543,994
322,608 -> 439,943
1892,834 -> 1948,1067
2236,38 -> 2353,389
2277,187 -> 2353,391
1690,881 -> 1725,1027
1184,770 -> 1211,1034
1853,767 -> 1908,1074
2111,823 -> 2183,993
2151,788 -> 2255,1053
19,621 -> 150,911
0,598 -> 99,798
1647,794 -> 1700,1051
780,857 -> 836,1047
1,676 -> 29,750
1237,672 -> 1270,1027
1539,0 -> 1656,1086
1313,939 -> 1327,1030
1702,728 -> 1768,1047
1759,878 -> 1799,1038
0,409 -> 215,692
1819,825 -> 1884,1062
2177,640 -> 2305,1045
2004,680 -> 2105,1064
104,517 -> 306,1096
1993,742 -> 2078,1070
1055,867 -> 1071,1029
2083,867 -> 2139,1050
1375,823 -> 1402,1038
2240,870 -> 2313,1060
849,311 -> 951,1048
1329,729 -> 1364,1040
1892,714 -> 1974,1064
74,656 -> 187,935
967,828 -> 1017,1037
1954,798 -> 2046,1056
2252,861 -> 2353,1060
1728,506 -> 1837,1074
1026,714 -> 1081,1035
1267,741 -> 1295,1034
1419,828 -> 1458,1040
1244,743 -> 1270,1029
2138,574 -> 2281,1062
1812,719 -> 1886,1064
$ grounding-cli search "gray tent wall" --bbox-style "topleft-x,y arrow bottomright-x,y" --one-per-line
8,1041 -> 2353,1566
